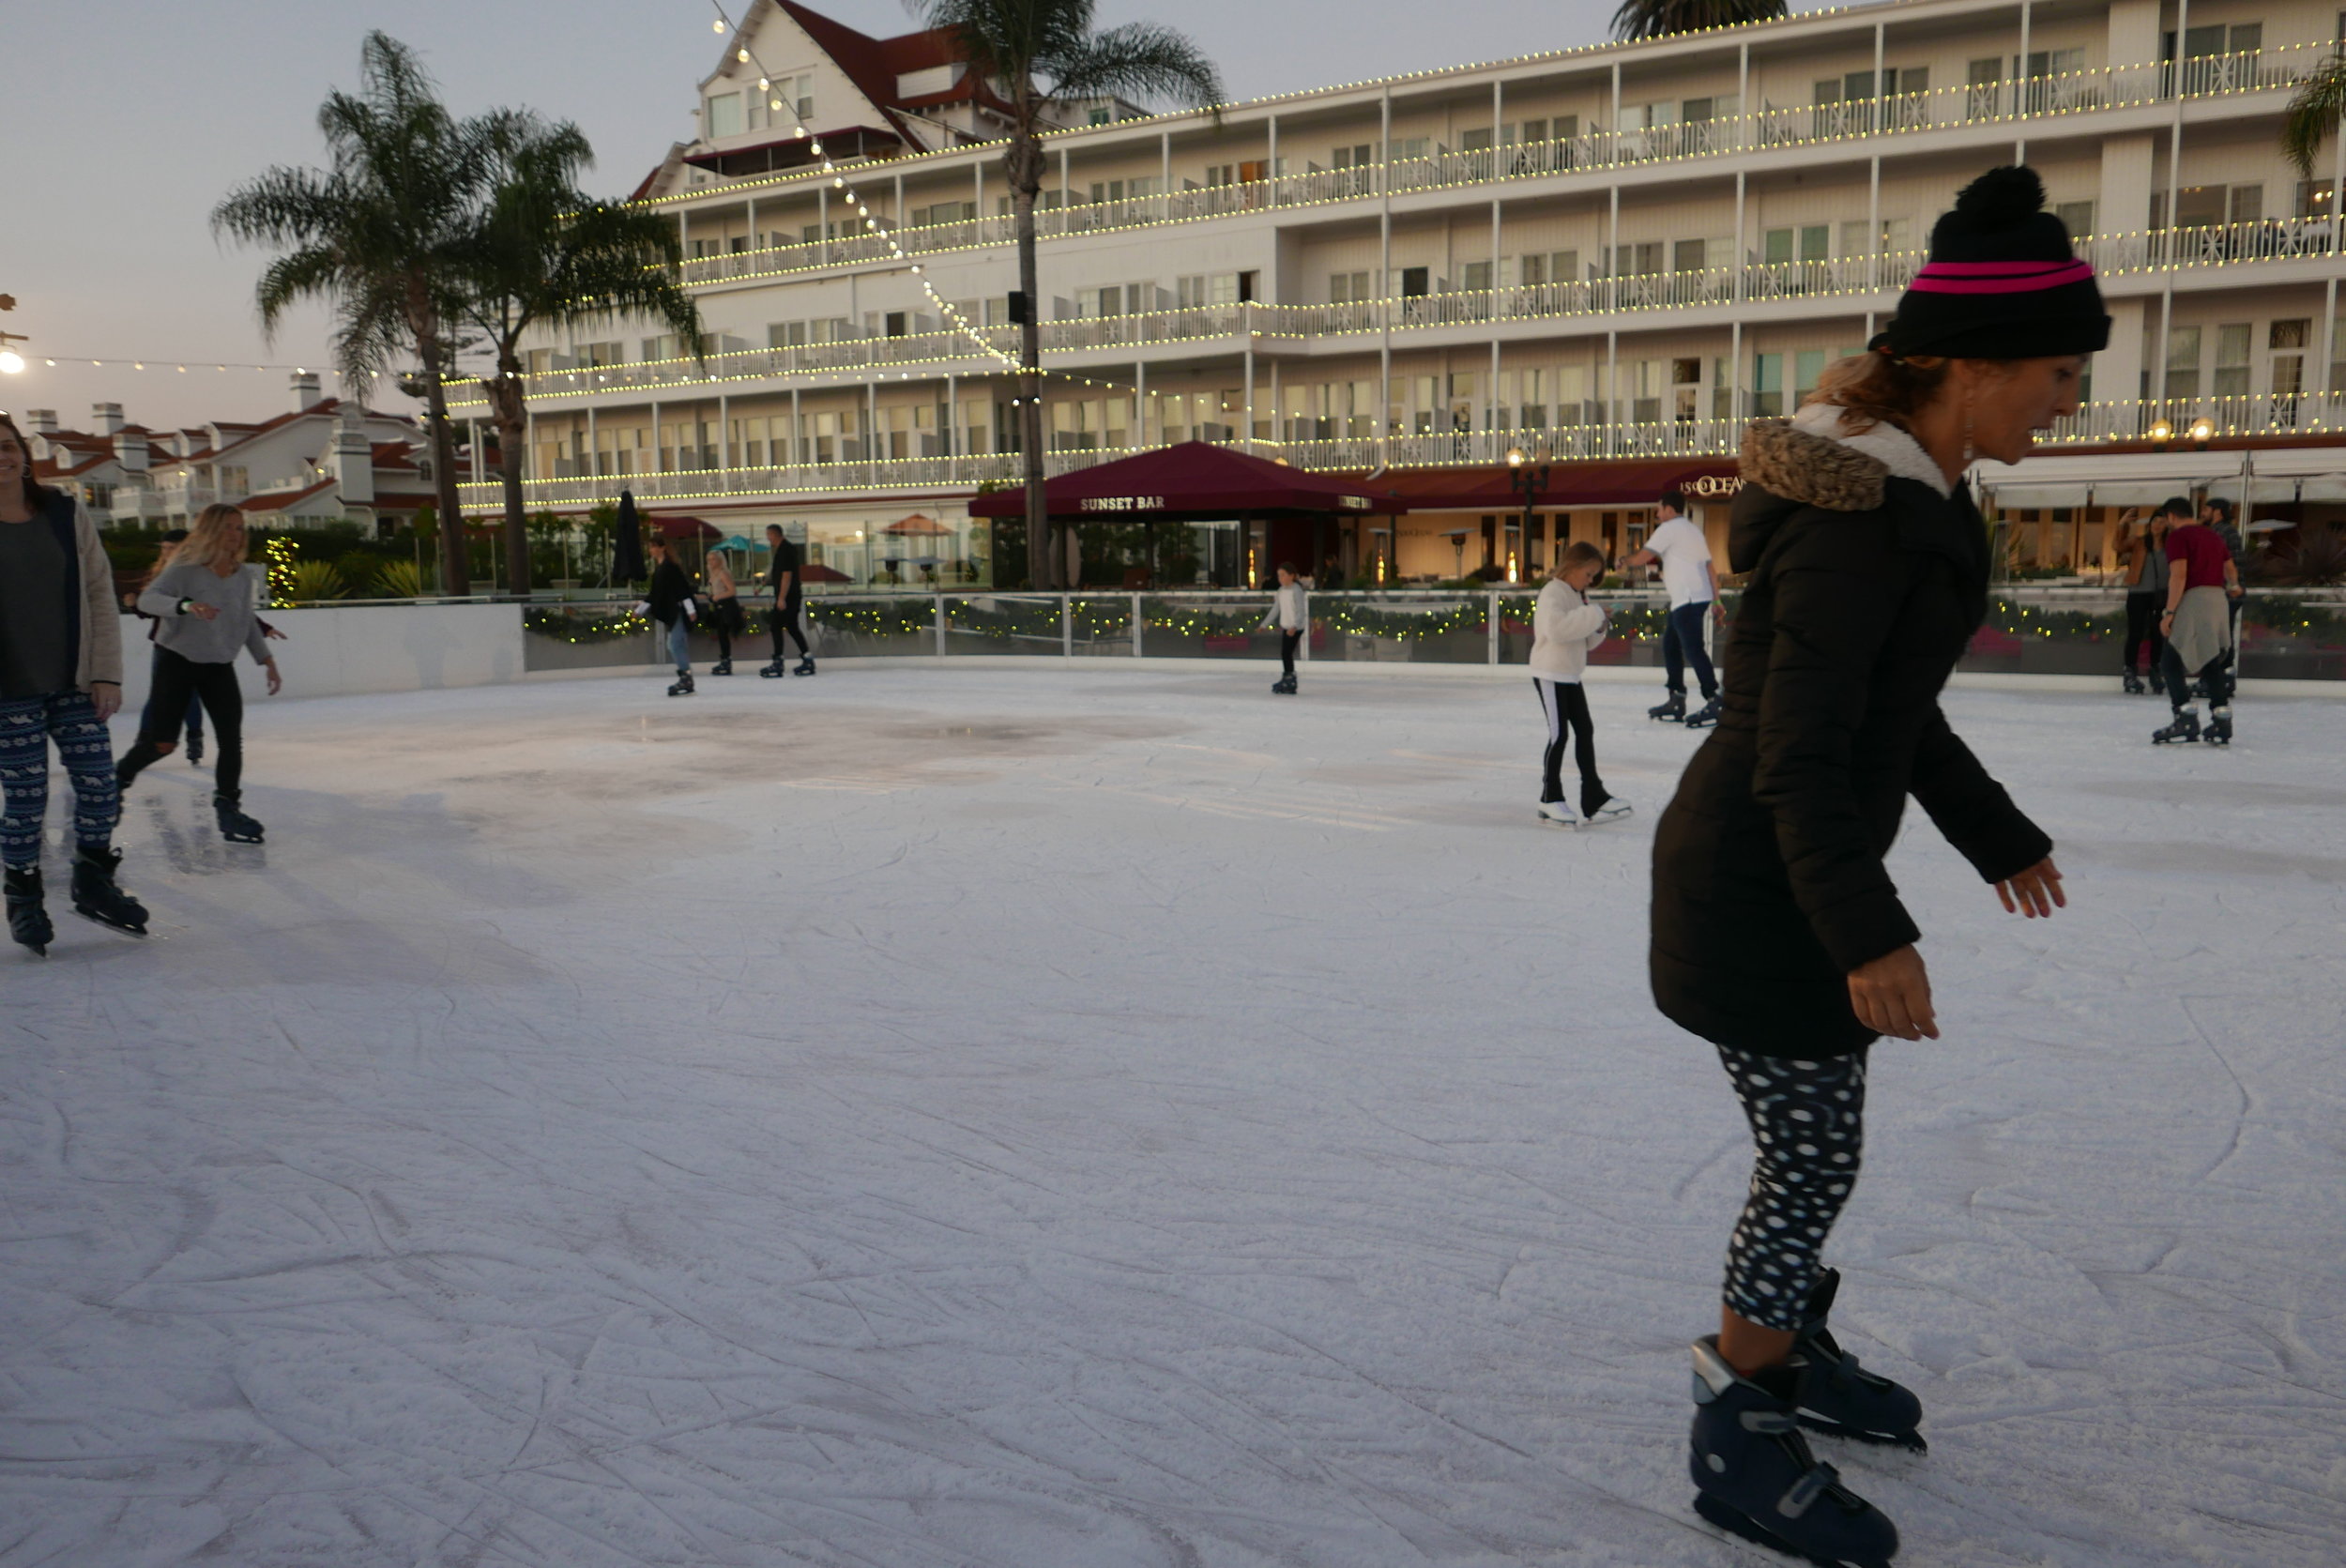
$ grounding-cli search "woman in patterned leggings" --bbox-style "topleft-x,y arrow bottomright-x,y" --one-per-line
1649,161 -> 2095,1568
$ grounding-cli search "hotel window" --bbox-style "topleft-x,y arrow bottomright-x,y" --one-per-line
2297,178 -> 2338,218
1762,226 -> 1831,266
2331,315 -> 2346,397
1518,368 -> 1547,429
2164,327 -> 2203,400
1752,353 -> 1784,418
2212,324 -> 2252,397
1794,349 -> 1827,401
1517,250 -> 1579,288
1714,358 -> 1735,419
2054,201 -> 2095,237
2151,185 -> 2232,231
2270,319 -> 2311,396
704,92 -> 744,139
1461,260 -> 1493,292
1329,269 -> 1372,303
1672,238 -> 1706,273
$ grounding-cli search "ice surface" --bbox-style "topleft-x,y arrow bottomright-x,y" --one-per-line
2,664 -> 2340,1567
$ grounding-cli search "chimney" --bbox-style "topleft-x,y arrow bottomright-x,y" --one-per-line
331,404 -> 374,505
22,409 -> 57,434
113,429 -> 149,474
291,371 -> 323,411
90,402 -> 125,434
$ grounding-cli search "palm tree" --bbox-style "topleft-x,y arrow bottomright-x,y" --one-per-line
906,0 -> 1224,588
214,32 -> 519,595
1611,0 -> 1786,41
2282,48 -> 2346,182
457,118 -> 706,596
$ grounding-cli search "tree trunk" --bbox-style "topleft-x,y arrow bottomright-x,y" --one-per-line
486,368 -> 531,598
411,299 -> 470,597
1010,124 -> 1051,590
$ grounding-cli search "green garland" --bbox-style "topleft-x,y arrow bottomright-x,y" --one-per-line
525,607 -> 650,644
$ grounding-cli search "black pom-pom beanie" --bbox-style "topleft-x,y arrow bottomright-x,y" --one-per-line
1879,166 -> 2110,359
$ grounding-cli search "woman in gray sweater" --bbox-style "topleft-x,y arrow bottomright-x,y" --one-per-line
115,504 -> 282,843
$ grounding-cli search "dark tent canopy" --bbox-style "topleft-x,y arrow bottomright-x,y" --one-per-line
968,441 -> 1411,522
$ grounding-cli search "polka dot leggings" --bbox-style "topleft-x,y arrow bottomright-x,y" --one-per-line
1716,1044 -> 1867,1332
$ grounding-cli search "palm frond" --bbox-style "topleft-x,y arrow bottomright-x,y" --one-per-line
1044,22 -> 1225,111
1611,0 -> 1785,43
2282,53 -> 2346,176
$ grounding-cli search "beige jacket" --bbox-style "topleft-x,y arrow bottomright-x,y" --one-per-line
53,495 -> 125,692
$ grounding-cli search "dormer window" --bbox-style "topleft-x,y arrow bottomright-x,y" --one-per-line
705,91 -> 744,139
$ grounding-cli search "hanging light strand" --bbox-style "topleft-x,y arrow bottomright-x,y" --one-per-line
704,1 -> 1146,404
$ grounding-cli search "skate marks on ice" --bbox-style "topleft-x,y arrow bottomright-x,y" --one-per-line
2,672 -> 2342,1566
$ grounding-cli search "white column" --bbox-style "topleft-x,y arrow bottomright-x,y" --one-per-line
1867,154 -> 1881,293
586,405 -> 598,484
2016,1 -> 2034,162
1732,169 -> 1747,305
1379,84 -> 1394,468
788,386 -> 800,470
1136,358 -> 1149,447
2156,0 -> 2191,404
1243,320 -> 1256,452
717,393 -> 729,489
2319,278 -> 2338,400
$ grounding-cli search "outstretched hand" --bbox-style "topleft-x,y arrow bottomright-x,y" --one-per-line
1995,857 -> 2065,919
1848,945 -> 1938,1041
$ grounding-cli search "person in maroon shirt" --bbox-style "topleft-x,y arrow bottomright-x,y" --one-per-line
2152,507 -> 2242,745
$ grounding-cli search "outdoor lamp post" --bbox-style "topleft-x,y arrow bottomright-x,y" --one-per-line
1506,446 -> 1549,579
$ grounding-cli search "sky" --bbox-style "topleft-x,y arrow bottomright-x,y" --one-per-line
0,0 -> 1824,434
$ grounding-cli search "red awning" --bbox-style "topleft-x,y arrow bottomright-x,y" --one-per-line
968,441 -> 1411,520
1371,456 -> 1743,511
647,514 -> 723,540
681,127 -> 902,177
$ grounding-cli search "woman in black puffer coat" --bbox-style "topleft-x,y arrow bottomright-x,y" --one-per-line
1654,168 -> 2097,1568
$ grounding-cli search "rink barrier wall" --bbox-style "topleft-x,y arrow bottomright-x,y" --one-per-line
113,587 -> 2346,708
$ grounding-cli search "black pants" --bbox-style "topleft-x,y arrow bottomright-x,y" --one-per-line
2122,593 -> 2165,676
2160,638 -> 2233,712
141,645 -> 205,744
770,598 -> 809,657
1532,677 -> 1609,816
711,598 -> 736,661
1278,629 -> 1302,677
1716,1044 -> 1867,1332
119,648 -> 244,799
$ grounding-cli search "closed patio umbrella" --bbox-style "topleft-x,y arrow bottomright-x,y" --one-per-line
612,490 -> 646,586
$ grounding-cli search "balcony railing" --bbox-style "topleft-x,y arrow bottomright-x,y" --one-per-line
454,218 -> 2341,415
452,395 -> 2346,511
673,43 -> 2333,289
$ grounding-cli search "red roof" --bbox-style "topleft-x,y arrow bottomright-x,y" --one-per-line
969,442 -> 1413,520
237,480 -> 339,513
647,513 -> 723,540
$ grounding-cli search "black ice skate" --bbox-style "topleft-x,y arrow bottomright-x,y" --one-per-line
1790,1269 -> 1925,1452
667,672 -> 696,697
2152,708 -> 2201,745
1690,1336 -> 1898,1568
1272,674 -> 1297,695
2203,706 -> 2232,745
215,793 -> 266,844
1683,696 -> 1722,729
2121,670 -> 2144,694
69,845 -> 148,937
709,658 -> 734,677
1648,692 -> 1687,723
6,866 -> 53,956
187,731 -> 206,765
793,656 -> 817,677
758,657 -> 786,677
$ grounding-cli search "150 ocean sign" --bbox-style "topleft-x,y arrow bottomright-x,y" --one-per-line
1685,474 -> 1744,499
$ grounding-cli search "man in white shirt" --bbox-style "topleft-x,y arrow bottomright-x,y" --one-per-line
1622,490 -> 1726,727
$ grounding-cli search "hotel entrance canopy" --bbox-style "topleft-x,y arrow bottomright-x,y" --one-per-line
968,442 -> 1412,523
1367,456 -> 1744,510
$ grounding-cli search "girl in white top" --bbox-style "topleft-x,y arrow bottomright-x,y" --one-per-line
1257,564 -> 1309,694
1530,540 -> 1631,827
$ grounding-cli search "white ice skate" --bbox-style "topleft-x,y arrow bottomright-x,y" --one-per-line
1584,798 -> 1635,825
1537,799 -> 1579,828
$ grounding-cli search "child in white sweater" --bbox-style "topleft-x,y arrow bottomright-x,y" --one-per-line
1258,564 -> 1309,695
1529,541 -> 1631,827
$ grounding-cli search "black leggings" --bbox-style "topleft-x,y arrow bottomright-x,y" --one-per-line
1532,677 -> 1609,816
2160,638 -> 2234,712
119,648 -> 245,800
2122,594 -> 2165,676
1716,1045 -> 1867,1332
1279,630 -> 1302,677
770,600 -> 809,657
711,598 -> 736,661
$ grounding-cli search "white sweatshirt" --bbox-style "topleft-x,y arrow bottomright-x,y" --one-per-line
1529,577 -> 1609,681
1259,581 -> 1308,632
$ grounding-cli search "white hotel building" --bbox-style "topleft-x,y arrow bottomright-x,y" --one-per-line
465,0 -> 2346,585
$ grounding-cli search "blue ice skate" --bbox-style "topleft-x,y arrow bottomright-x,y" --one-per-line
1691,1336 -> 1899,1568
1790,1269 -> 1926,1452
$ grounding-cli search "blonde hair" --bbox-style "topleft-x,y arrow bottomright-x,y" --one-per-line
1559,540 -> 1607,574
177,503 -> 251,571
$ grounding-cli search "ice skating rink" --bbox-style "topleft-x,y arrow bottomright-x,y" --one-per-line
4,664 -> 2340,1568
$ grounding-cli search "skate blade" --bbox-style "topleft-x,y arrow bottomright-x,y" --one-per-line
1693,1492 -> 1887,1568
72,909 -> 148,938
1796,1414 -> 1927,1454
